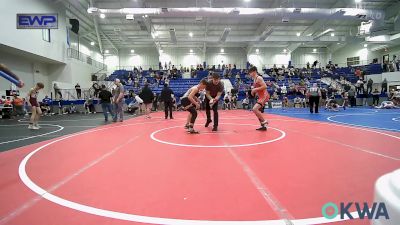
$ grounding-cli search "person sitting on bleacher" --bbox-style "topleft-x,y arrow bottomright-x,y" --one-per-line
84,98 -> 96,114
127,77 -> 133,86
12,95 -> 25,116
1,97 -> 12,119
40,102 -> 51,116
223,93 -> 231,110
242,96 -> 249,109
293,96 -> 302,108
66,103 -> 77,114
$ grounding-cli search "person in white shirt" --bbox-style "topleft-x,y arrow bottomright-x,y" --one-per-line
242,96 -> 249,109
223,93 -> 231,110
294,96 -> 302,108
281,85 -> 287,95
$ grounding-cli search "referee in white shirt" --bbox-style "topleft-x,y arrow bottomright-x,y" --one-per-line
307,83 -> 321,113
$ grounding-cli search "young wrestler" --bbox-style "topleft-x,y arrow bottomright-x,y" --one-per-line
181,79 -> 208,134
27,82 -> 44,129
249,66 -> 270,131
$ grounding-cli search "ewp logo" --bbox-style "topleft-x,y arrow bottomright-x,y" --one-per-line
17,14 -> 58,29
322,202 -> 389,220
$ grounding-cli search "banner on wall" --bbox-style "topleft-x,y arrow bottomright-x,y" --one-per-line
17,14 -> 58,29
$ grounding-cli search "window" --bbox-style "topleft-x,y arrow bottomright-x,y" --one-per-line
347,56 -> 360,66
42,29 -> 51,42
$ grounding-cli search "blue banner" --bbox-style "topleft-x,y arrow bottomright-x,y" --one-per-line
17,14 -> 58,29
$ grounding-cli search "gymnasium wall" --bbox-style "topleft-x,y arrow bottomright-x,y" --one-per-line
248,48 -> 291,70
332,42 -> 382,66
160,48 -> 203,68
206,47 -> 247,68
0,0 -> 67,63
0,51 -> 50,100
0,0 -> 106,98
291,48 -> 329,68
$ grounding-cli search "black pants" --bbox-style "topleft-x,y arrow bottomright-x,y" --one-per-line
367,85 -> 372,94
76,90 -> 81,99
181,97 -> 197,124
309,96 -> 320,113
350,96 -> 356,107
205,98 -> 218,127
164,100 -> 173,118
373,96 -> 379,106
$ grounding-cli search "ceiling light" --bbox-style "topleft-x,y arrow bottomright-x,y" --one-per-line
221,48 -> 224,53
126,14 -> 134,20
296,32 -> 301,37
244,0 -> 251,2
100,13 -> 106,19
131,49 -> 135,53
90,41 -> 95,46
189,32 -> 193,37
105,50 -> 109,54
145,14 -> 148,18
364,44 -> 368,47
256,49 -> 259,53
190,49 -> 193,53
337,42 -> 341,45
313,49 -> 317,52
355,0 -> 362,3
283,49 -> 287,53
331,33 -> 335,37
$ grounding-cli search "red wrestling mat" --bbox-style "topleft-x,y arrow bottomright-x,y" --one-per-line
0,110 -> 399,225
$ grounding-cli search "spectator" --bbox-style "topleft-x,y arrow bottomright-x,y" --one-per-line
356,79 -> 364,94
160,83 -> 174,119
372,88 -> 380,106
112,79 -> 124,122
223,93 -> 231,110
92,83 -> 101,97
341,91 -> 349,109
98,84 -> 114,122
139,83 -> 154,119
242,96 -> 249,109
135,94 -> 144,114
127,94 -> 140,115
12,95 -> 24,116
355,67 -> 362,78
247,87 -> 255,109
67,103 -> 77,114
312,60 -> 318,68
293,96 -> 302,108
348,87 -> 356,107
127,77 -> 133,86
75,83 -> 81,99
381,78 -> 388,94
282,96 -> 289,108
366,78 -> 373,94
84,98 -> 95,114
394,55 -> 399,71
53,83 -> 62,100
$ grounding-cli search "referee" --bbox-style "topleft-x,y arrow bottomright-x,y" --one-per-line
205,73 -> 224,131
307,83 -> 321,113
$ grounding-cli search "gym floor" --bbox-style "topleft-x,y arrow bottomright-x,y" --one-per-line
0,108 -> 399,225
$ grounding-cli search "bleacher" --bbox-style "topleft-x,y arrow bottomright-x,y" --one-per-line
106,63 -> 385,102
